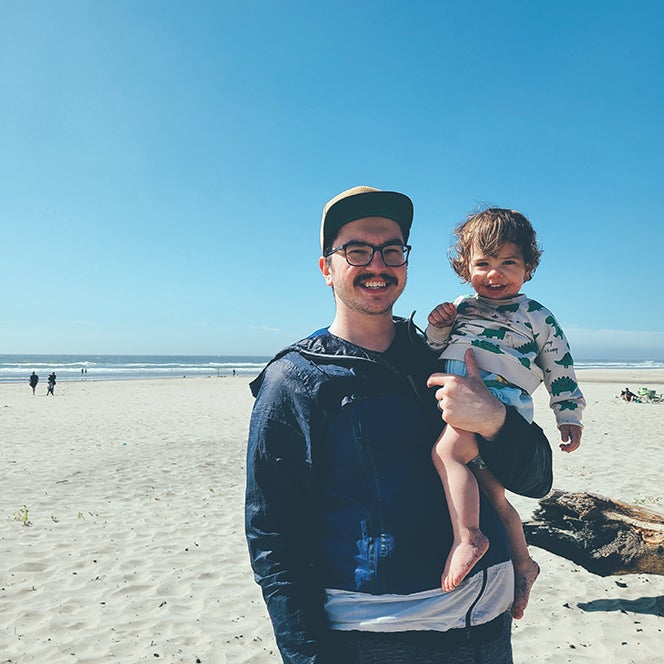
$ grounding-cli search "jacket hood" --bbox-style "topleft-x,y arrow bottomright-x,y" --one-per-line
250,315 -> 422,397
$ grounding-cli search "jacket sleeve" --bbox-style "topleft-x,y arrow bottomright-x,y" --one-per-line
478,406 -> 553,499
245,359 -> 330,664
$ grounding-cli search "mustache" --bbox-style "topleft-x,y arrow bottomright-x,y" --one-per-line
354,273 -> 399,287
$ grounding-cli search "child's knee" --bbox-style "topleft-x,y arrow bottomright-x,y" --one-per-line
434,426 -> 479,464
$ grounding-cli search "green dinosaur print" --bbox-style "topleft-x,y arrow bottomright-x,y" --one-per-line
528,300 -> 544,312
557,400 -> 579,411
550,376 -> 578,396
545,315 -> 563,339
471,339 -> 505,354
518,357 -> 531,369
516,340 -> 538,355
496,303 -> 519,313
555,352 -> 574,368
456,300 -> 473,314
480,328 -> 507,340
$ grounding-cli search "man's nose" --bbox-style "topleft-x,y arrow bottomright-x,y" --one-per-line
368,248 -> 387,267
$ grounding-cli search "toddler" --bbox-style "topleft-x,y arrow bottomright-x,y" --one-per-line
426,207 -> 585,619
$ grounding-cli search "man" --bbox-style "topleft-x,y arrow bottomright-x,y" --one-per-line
245,186 -> 552,663
29,371 -> 39,395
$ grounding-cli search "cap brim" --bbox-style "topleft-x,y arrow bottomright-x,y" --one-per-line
322,190 -> 413,251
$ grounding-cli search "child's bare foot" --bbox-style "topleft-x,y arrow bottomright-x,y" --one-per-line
441,529 -> 489,592
511,558 -> 540,619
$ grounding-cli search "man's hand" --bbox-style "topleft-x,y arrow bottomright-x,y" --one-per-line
428,302 -> 457,328
427,348 -> 506,440
559,424 -> 582,452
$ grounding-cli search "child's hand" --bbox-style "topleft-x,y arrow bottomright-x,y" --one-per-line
559,425 -> 582,452
428,302 -> 457,328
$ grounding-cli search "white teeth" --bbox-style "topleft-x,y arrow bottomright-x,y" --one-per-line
363,280 -> 387,289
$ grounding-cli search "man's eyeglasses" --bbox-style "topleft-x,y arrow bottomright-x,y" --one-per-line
324,242 -> 411,267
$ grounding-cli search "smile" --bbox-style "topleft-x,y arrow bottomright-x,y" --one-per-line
356,275 -> 398,290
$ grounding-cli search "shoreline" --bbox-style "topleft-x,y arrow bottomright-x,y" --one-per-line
0,374 -> 260,386
2,368 -> 663,387
576,368 -> 664,384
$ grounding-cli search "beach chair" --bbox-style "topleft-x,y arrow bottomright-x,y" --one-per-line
648,390 -> 663,403
638,387 -> 663,403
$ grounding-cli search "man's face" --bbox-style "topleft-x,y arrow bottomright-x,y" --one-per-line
320,217 -> 407,317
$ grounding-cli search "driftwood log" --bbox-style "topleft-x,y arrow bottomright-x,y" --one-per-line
523,490 -> 664,576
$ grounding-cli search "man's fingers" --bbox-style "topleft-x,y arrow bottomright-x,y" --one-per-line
426,373 -> 450,389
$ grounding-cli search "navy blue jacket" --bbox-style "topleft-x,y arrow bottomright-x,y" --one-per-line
245,318 -> 552,663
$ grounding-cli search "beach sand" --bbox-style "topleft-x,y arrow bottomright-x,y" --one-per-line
1,371 -> 663,663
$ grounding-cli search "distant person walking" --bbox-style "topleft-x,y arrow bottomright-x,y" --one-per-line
29,371 -> 39,395
46,372 -> 56,396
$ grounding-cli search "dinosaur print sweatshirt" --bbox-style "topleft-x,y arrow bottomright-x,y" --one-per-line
425,293 -> 585,429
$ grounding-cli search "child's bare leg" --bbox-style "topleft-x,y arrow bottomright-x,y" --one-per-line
475,469 -> 540,619
432,426 -> 489,592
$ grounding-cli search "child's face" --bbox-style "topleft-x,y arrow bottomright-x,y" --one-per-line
468,242 -> 530,300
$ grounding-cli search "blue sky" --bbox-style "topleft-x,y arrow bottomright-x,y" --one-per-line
2,1 -> 663,360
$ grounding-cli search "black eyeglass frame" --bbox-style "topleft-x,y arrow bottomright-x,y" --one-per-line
324,241 -> 412,267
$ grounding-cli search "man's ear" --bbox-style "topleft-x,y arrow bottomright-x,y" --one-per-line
320,256 -> 333,286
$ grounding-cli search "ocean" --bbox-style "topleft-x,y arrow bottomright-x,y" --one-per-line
1,354 -> 663,385
0,354 -> 271,384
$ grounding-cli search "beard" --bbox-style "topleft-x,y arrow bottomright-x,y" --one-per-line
332,270 -> 406,316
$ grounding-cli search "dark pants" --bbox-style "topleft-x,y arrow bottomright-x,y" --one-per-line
323,612 -> 512,664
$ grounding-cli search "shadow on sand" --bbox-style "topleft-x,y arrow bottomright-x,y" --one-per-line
577,595 -> 664,617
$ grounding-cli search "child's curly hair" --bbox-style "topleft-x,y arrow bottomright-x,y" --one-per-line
449,207 -> 542,282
